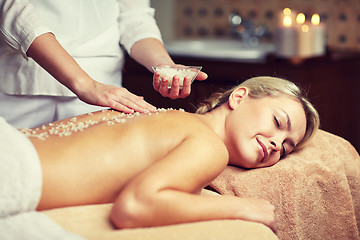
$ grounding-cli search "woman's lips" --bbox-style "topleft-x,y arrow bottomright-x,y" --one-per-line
257,139 -> 268,162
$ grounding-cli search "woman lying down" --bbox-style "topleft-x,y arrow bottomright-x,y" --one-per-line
0,76 -> 319,238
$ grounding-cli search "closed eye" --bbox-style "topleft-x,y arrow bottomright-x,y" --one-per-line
281,145 -> 287,158
274,116 -> 287,157
274,116 -> 280,128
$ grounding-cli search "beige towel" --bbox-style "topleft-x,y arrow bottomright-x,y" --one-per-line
209,130 -> 360,240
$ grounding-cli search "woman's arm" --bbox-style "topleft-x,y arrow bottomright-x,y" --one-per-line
110,133 -> 276,231
26,33 -> 156,113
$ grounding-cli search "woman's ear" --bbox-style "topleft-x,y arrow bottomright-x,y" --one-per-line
228,87 -> 248,110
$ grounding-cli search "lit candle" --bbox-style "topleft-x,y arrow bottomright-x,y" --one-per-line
275,8 -> 297,58
297,23 -> 313,57
283,7 -> 292,16
296,13 -> 313,57
311,13 -> 326,56
296,13 -> 306,25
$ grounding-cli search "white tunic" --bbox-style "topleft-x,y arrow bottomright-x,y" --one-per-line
0,0 -> 163,96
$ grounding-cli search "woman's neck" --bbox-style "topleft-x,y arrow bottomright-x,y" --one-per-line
194,105 -> 229,142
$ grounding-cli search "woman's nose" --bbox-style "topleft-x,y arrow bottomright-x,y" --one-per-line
270,139 -> 281,151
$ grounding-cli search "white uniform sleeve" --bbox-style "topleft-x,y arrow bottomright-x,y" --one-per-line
0,0 -> 52,58
117,0 -> 163,54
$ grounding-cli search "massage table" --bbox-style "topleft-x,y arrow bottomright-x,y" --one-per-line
44,129 -> 360,240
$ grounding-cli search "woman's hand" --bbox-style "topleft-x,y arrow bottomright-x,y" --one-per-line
75,80 -> 157,114
233,197 -> 276,233
152,64 -> 208,99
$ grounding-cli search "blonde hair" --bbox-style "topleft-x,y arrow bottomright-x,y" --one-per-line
196,76 -> 320,149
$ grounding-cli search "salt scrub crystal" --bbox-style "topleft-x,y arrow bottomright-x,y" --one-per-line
152,66 -> 202,89
20,108 -> 184,140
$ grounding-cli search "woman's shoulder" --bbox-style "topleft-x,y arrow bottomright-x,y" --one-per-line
154,109 -> 212,131
154,110 -> 225,146
163,110 -> 229,163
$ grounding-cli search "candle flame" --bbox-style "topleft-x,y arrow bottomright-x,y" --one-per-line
311,14 -> 320,25
283,8 -> 292,15
301,24 -> 310,33
296,13 -> 306,25
283,15 -> 292,27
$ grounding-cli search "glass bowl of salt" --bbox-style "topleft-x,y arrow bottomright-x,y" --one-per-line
152,66 -> 202,89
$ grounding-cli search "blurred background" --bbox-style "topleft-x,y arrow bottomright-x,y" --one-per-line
152,0 -> 360,49
123,0 -> 360,152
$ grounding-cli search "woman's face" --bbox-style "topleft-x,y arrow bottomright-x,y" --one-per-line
224,89 -> 307,168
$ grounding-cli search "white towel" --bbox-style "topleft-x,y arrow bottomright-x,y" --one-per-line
0,117 -> 85,240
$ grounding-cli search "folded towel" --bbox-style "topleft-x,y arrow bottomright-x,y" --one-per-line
0,117 -> 85,240
0,117 -> 41,217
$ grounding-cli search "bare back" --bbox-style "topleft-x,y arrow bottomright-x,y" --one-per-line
25,110 -> 228,210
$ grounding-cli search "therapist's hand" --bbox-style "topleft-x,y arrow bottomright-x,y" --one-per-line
129,39 -> 208,99
76,80 -> 157,114
153,66 -> 208,99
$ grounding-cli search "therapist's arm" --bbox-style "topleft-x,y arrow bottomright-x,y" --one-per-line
130,38 -> 208,99
26,33 -> 156,113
